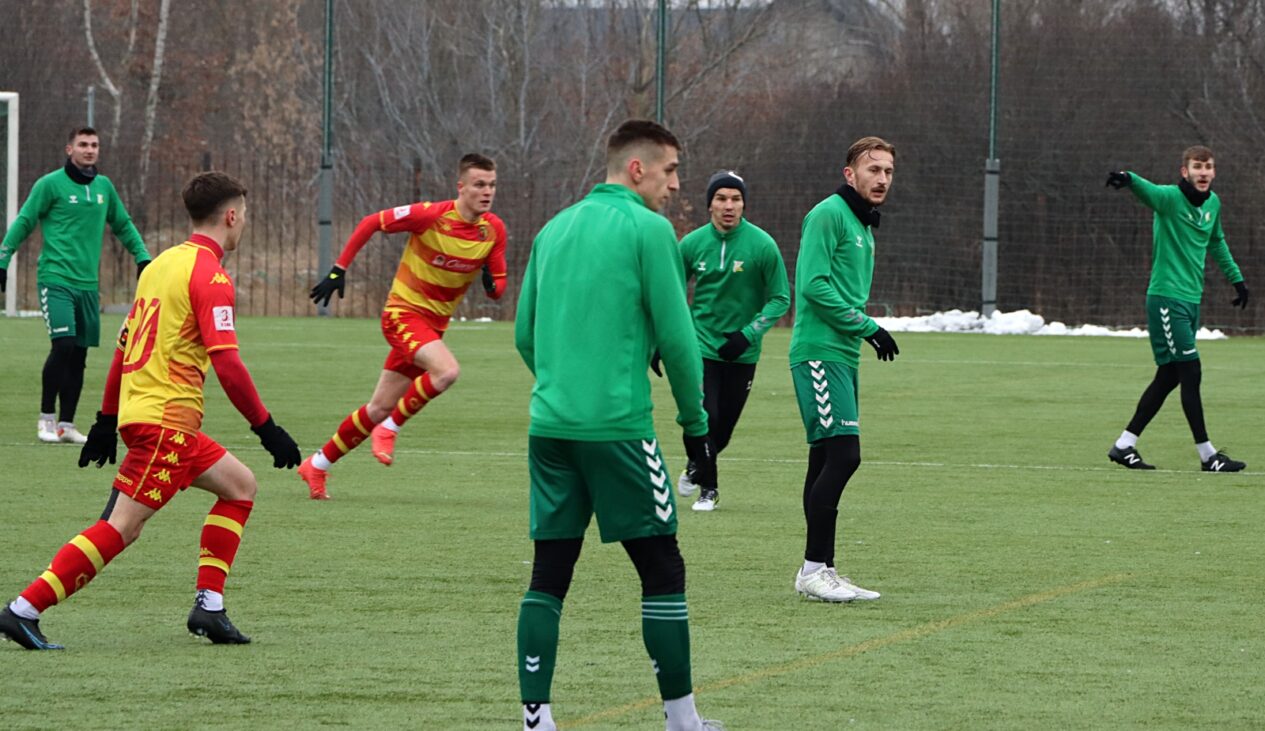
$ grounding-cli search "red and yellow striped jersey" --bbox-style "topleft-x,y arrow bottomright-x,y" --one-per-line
336,199 -> 507,331
116,234 -> 239,432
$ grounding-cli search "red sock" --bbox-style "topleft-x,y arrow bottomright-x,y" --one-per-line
197,499 -> 254,593
20,520 -> 125,612
388,373 -> 444,427
318,405 -> 377,463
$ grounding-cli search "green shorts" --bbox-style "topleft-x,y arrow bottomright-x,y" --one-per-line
1147,295 -> 1200,365
528,435 -> 678,543
40,282 -> 100,348
791,360 -> 859,443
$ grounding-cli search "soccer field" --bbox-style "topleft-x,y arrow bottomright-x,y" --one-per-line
1,316 -> 1262,730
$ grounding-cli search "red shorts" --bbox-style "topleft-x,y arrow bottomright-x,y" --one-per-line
112,424 -> 228,510
380,308 -> 444,379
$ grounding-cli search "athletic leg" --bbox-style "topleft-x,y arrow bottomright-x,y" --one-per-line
38,337 -> 76,442
623,534 -> 702,731
298,369 -> 411,498
518,538 -> 584,731
372,339 -> 460,465
188,449 -> 258,643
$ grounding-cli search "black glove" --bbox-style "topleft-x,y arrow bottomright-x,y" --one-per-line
1105,171 -> 1131,189
1232,281 -> 1249,309
682,433 -> 717,488
137,259 -> 151,279
78,412 -> 119,468
716,331 -> 750,361
481,264 -> 496,296
650,350 -> 663,377
864,326 -> 900,362
251,416 -> 301,469
310,266 -> 346,307
0,267 -> 6,293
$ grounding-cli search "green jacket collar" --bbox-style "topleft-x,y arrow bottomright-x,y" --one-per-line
589,182 -> 650,209
708,217 -> 747,241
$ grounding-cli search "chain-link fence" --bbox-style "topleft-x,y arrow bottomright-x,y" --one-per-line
3,1 -> 1262,332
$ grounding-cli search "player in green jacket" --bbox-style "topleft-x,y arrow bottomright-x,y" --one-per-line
1105,145 -> 1248,472
788,136 -> 899,603
670,170 -> 789,512
0,128 -> 150,445
513,120 -> 721,731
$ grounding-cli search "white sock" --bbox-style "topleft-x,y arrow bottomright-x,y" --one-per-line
664,693 -> 702,731
801,560 -> 825,577
1115,431 -> 1138,450
523,703 -> 555,731
39,412 -> 55,424
311,451 -> 332,471
58,421 -> 75,430
1196,441 -> 1217,461
196,589 -> 224,611
10,597 -> 40,620
382,416 -> 401,433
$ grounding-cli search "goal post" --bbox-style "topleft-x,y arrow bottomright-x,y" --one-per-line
1,92 -> 17,317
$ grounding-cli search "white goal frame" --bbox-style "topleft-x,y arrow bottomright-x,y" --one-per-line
1,92 -> 17,317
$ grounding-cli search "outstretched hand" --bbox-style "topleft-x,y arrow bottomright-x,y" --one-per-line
1105,171 -> 1131,189
311,266 -> 346,307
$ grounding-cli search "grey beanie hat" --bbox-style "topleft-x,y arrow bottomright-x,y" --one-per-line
705,170 -> 747,208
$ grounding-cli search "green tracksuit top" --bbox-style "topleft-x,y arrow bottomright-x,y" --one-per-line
1127,173 -> 1242,304
0,166 -> 149,290
679,218 -> 790,365
788,192 -> 879,368
515,183 -> 708,441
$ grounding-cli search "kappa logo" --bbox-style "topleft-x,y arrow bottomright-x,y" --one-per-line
154,469 -> 173,484
210,272 -> 231,285
200,547 -> 214,557
144,488 -> 165,503
115,474 -> 134,486
163,450 -> 180,465
169,432 -> 187,446
733,260 -> 744,273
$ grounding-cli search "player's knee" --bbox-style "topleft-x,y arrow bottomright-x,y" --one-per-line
431,363 -> 460,391
623,534 -> 686,596
232,471 -> 259,502
823,436 -> 861,474
528,538 -> 583,600
108,513 -> 148,546
48,337 -> 76,363
365,401 -> 391,423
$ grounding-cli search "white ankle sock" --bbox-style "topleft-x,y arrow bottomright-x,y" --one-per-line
196,589 -> 224,611
664,694 -> 702,731
1115,431 -> 1138,450
382,416 -> 401,433
523,702 -> 555,731
10,597 -> 40,620
801,561 -> 825,577
311,451 -> 332,470
1196,441 -> 1217,461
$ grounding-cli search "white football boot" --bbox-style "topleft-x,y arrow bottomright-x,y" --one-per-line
677,464 -> 699,497
57,422 -> 88,445
691,488 -> 718,512
37,417 -> 60,443
794,566 -> 857,602
829,569 -> 880,600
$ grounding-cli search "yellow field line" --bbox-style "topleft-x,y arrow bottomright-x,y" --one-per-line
562,572 -> 1132,729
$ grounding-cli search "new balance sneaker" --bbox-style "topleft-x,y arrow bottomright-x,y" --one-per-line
1201,452 -> 1246,473
297,455 -> 330,500
794,566 -> 856,602
0,606 -> 64,650
677,461 -> 699,497
1108,445 -> 1155,470
830,569 -> 880,600
692,488 -> 718,512
188,603 -> 251,644
37,417 -> 60,443
57,422 -> 88,445
370,424 -> 397,466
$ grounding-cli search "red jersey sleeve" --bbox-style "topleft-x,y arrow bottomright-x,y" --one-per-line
334,201 -> 449,270
484,214 -> 509,299
189,251 -> 239,354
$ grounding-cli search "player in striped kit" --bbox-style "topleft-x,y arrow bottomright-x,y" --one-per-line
299,154 -> 507,499
0,172 -> 301,650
